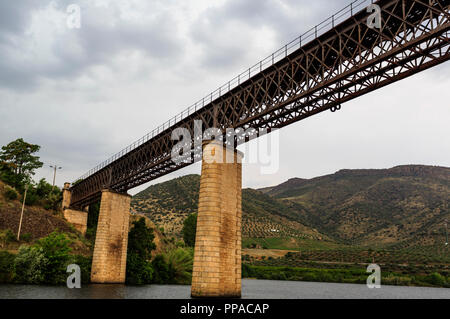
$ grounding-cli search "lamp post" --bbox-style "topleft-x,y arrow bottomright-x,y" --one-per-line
49,165 -> 62,191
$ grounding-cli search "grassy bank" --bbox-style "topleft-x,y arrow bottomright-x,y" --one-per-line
242,264 -> 450,288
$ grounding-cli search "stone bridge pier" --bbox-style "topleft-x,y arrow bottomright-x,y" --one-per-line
90,189 -> 131,283
62,185 -> 131,284
191,141 -> 243,298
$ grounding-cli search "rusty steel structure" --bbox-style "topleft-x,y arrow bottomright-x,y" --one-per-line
69,0 -> 450,209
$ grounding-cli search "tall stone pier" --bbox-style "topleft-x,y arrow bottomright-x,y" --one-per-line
191,141 -> 243,298
90,189 -> 131,284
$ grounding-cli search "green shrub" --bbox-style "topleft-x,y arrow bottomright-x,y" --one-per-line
36,232 -> 72,284
152,254 -> 170,284
164,248 -> 193,285
69,255 -> 92,284
182,213 -> 197,247
0,165 -> 23,189
13,233 -> 89,285
176,240 -> 185,248
242,264 -> 368,284
5,230 -> 16,243
14,246 -> 48,284
20,233 -> 32,243
35,179 -> 54,198
126,218 -> 156,285
24,188 -> 38,206
0,251 -> 16,283
426,272 -> 446,286
127,253 -> 153,285
242,263 -> 254,278
4,186 -> 18,200
43,192 -> 62,211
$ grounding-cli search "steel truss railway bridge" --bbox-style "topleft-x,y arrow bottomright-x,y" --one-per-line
60,0 -> 449,297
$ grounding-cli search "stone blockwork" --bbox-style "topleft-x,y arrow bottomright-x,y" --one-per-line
63,209 -> 88,235
61,182 -> 88,235
62,182 -> 72,210
91,189 -> 131,284
191,141 -> 243,298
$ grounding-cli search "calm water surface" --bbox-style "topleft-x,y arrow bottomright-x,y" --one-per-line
0,280 -> 449,299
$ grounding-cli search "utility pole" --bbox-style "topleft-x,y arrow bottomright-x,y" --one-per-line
445,219 -> 448,246
49,165 -> 62,191
17,184 -> 28,241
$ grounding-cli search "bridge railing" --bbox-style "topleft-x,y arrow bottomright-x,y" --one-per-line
75,0 -> 373,183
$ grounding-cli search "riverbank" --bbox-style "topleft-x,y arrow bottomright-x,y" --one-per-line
242,264 -> 450,288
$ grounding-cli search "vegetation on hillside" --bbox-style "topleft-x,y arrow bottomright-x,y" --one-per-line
132,175 -> 200,236
0,138 -> 92,284
182,213 -> 197,247
131,174 -> 324,240
0,138 -> 62,211
132,166 -> 449,249
126,218 -> 156,285
0,138 -> 43,188
242,264 -> 449,287
263,165 -> 450,247
130,167 -> 449,287
125,217 -> 193,285
0,231 -> 91,284
0,136 -> 192,286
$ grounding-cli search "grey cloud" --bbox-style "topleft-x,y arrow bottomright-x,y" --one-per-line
0,1 -> 44,36
189,0 -> 350,71
0,1 -> 184,91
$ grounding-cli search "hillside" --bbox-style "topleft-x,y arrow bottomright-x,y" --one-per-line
262,165 -> 449,248
132,165 -> 449,252
0,180 -> 90,255
132,175 -> 327,242
132,175 -> 199,236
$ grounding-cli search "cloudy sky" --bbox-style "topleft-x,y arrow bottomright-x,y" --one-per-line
0,0 -> 449,195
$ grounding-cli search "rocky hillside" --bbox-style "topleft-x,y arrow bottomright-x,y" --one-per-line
132,165 -> 449,249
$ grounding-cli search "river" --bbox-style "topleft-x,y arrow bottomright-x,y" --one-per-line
0,280 -> 449,299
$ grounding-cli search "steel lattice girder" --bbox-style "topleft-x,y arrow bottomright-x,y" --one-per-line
70,0 -> 450,209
